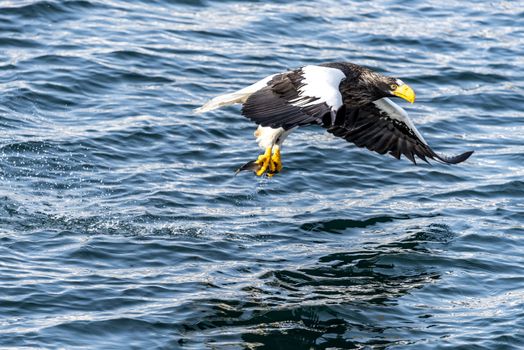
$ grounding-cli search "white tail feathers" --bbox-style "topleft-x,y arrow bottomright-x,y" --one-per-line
194,73 -> 276,114
194,91 -> 251,113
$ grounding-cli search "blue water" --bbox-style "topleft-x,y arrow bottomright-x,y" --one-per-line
1,0 -> 523,348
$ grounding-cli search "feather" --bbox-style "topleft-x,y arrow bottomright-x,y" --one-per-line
327,98 -> 473,164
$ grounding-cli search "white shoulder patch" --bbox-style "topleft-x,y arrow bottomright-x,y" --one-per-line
291,65 -> 345,111
373,98 -> 427,144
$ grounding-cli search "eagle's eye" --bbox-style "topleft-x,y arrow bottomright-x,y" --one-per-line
390,83 -> 398,91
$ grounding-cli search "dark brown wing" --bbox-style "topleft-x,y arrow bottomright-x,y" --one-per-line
327,98 -> 473,164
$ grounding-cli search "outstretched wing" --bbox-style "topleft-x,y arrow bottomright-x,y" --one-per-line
327,98 -> 473,164
241,65 -> 346,130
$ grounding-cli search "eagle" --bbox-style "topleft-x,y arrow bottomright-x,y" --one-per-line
195,62 -> 473,177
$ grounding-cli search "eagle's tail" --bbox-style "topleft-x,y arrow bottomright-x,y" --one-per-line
194,90 -> 252,113
194,74 -> 276,113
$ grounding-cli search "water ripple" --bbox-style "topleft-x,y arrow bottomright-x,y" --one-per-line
0,0 -> 523,348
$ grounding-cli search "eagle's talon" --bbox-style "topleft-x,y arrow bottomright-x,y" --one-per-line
271,148 -> 282,173
253,146 -> 282,177
255,163 -> 268,176
254,147 -> 272,176
269,160 -> 277,174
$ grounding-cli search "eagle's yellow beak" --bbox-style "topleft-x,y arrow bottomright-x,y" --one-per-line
392,84 -> 416,104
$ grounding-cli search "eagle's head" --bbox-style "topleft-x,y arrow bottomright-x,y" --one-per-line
351,69 -> 416,106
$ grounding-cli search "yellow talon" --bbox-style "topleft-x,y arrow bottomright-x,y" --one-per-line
270,147 -> 282,173
236,146 -> 283,177
255,147 -> 272,176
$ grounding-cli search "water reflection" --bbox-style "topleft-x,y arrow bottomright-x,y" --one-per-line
183,223 -> 455,348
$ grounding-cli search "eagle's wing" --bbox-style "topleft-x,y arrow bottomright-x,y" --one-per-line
328,98 -> 473,164
242,65 -> 346,130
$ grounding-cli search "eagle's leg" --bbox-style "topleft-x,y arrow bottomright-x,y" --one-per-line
255,146 -> 272,176
235,126 -> 288,176
267,145 -> 282,176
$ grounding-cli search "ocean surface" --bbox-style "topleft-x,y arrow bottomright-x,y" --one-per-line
1,0 -> 523,349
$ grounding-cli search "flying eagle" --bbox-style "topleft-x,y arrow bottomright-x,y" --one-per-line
195,62 -> 473,176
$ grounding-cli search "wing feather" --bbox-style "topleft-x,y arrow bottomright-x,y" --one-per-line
327,98 -> 473,164
241,65 -> 346,130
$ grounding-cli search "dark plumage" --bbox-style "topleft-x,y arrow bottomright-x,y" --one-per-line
241,62 -> 398,130
328,103 -> 473,164
241,70 -> 332,130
